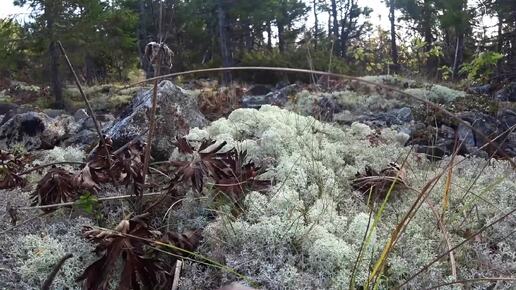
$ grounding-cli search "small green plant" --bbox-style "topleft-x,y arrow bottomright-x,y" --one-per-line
75,192 -> 99,215
459,51 -> 503,83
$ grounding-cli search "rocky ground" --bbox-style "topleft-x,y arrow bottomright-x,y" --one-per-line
0,76 -> 515,289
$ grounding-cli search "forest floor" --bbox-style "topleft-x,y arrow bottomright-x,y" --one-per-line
0,75 -> 515,290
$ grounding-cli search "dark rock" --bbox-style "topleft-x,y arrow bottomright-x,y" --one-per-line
468,84 -> 491,95
458,111 -> 500,148
457,124 -> 475,147
246,85 -> 271,96
43,109 -> 67,118
494,82 -> 516,102
414,142 -> 450,160
396,107 -> 413,123
0,103 -> 17,115
107,80 -> 208,160
498,109 -> 516,130
353,107 -> 413,128
241,84 -> 298,109
0,112 -> 66,150
314,96 -> 342,121
63,129 -> 98,148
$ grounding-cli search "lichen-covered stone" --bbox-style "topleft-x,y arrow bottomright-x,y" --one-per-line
107,80 -> 208,160
0,112 -> 68,150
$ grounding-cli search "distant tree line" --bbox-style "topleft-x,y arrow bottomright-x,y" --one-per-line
0,0 -> 515,107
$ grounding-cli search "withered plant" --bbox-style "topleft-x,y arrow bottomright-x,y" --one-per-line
0,150 -> 30,189
31,167 -> 79,212
351,162 -> 408,201
167,137 -> 270,200
77,213 -> 201,290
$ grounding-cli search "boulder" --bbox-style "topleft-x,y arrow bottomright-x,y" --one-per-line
241,84 -> 298,109
246,85 -> 271,96
106,80 -> 208,160
0,112 -> 67,150
63,129 -> 98,148
468,84 -> 491,95
73,108 -> 89,121
314,96 -> 342,121
494,82 -> 516,102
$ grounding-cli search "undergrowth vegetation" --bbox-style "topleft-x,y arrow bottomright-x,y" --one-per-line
0,96 -> 514,289
177,106 -> 515,289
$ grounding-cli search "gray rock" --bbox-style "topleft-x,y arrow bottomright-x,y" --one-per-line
333,110 -> 356,124
43,109 -> 67,118
73,108 -> 89,121
468,84 -> 491,95
494,82 -> 516,102
107,80 -> 207,160
396,107 -> 413,123
241,84 -> 298,109
63,129 -> 98,148
457,124 -> 475,147
315,96 -> 342,121
246,85 -> 271,96
0,112 -> 66,150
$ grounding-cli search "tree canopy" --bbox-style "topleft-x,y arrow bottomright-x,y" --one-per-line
0,0 -> 514,104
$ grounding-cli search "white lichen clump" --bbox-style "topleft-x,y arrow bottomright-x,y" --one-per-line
11,217 -> 95,289
39,146 -> 86,164
178,105 -> 515,290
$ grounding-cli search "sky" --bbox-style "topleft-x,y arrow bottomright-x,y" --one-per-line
0,1 -> 30,19
0,0 -> 495,36
0,0 -> 394,29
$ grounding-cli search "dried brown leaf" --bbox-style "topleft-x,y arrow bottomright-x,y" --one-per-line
31,167 -> 78,212
351,162 -> 408,201
78,214 -> 171,290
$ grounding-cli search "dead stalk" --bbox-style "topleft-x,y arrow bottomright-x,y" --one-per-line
18,192 -> 165,212
396,206 -> 516,289
142,51 -> 161,188
41,253 -> 73,290
57,41 -> 105,146
57,41 -> 116,183
171,259 -> 183,290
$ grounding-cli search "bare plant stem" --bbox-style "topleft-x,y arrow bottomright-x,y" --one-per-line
19,161 -> 85,176
18,192 -> 165,212
57,41 -> 104,146
171,260 -> 183,290
423,277 -> 516,290
41,253 -> 73,290
141,0 -> 164,204
57,41 -> 116,183
396,207 -> 516,289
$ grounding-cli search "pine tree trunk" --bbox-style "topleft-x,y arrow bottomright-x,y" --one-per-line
331,0 -> 340,55
389,0 -> 399,73
277,23 -> 285,53
313,0 -> 319,48
137,0 -> 153,78
217,0 -> 232,84
44,2 -> 63,109
49,40 -> 63,109
422,0 -> 435,76
452,34 -> 464,80
266,21 -> 272,50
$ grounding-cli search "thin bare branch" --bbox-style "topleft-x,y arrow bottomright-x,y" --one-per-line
396,207 -> 516,289
112,66 -> 516,168
41,253 -> 73,290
